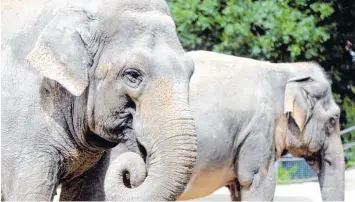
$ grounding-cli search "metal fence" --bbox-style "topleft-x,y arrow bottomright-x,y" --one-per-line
275,125 -> 355,184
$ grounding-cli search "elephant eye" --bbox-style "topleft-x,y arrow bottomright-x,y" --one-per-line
329,117 -> 337,126
122,68 -> 143,88
327,116 -> 338,134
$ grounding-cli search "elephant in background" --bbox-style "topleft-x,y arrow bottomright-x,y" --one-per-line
107,51 -> 344,201
1,0 -> 197,201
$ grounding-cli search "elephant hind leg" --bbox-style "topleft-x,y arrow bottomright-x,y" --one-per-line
226,179 -> 241,201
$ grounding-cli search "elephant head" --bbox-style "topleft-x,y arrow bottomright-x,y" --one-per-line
275,68 -> 344,201
26,0 -> 197,200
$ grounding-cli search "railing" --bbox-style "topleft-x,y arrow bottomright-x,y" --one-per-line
340,125 -> 355,135
275,125 -> 355,184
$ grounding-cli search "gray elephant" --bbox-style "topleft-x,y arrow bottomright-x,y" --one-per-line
1,0 -> 197,201
107,51 -> 344,201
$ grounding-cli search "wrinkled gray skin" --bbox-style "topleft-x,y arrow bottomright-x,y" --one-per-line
109,51 -> 344,201
1,0 -> 197,201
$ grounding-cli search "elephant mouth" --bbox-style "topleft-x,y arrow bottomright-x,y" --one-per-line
137,139 -> 148,164
86,131 -> 120,149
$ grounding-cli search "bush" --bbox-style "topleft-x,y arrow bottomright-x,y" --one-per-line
169,0 -> 333,62
277,164 -> 298,184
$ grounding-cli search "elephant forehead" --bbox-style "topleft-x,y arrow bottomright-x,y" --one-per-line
76,0 -> 169,17
98,47 -> 184,77
98,48 -> 152,70
103,11 -> 180,50
125,11 -> 176,28
109,0 -> 170,14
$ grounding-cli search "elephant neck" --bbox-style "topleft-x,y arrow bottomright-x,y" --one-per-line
40,78 -> 106,153
62,87 -> 119,151
273,114 -> 288,160
38,79 -> 107,181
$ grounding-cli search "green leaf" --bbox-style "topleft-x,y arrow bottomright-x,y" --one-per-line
252,46 -> 261,55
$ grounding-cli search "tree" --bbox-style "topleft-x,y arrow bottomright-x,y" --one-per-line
168,0 -> 334,61
320,0 -> 355,145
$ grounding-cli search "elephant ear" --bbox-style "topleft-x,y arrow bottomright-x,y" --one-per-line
26,10 -> 95,96
284,76 -> 314,133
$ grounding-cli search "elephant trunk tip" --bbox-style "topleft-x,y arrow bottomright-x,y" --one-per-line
104,152 -> 147,199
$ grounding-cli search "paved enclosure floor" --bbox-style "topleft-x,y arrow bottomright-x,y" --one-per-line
192,169 -> 355,201
53,169 -> 355,201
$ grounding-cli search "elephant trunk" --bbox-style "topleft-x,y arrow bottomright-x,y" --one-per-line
318,131 -> 345,201
104,103 -> 197,201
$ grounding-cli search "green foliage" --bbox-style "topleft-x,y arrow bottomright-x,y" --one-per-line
169,0 -> 333,62
343,97 -> 355,162
346,160 -> 355,169
343,97 -> 355,142
168,0 -> 355,147
277,164 -> 298,184
322,0 -> 355,156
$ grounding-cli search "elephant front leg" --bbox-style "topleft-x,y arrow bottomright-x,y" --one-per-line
237,160 -> 276,201
6,153 -> 61,201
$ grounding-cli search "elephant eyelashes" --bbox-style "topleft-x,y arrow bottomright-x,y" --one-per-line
122,68 -> 143,88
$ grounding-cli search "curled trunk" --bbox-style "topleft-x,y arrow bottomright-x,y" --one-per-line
104,105 -> 197,201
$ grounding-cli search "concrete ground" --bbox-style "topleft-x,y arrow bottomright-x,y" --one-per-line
193,169 -> 355,202
53,169 -> 355,201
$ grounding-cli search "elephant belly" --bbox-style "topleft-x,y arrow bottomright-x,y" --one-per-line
178,166 -> 236,200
